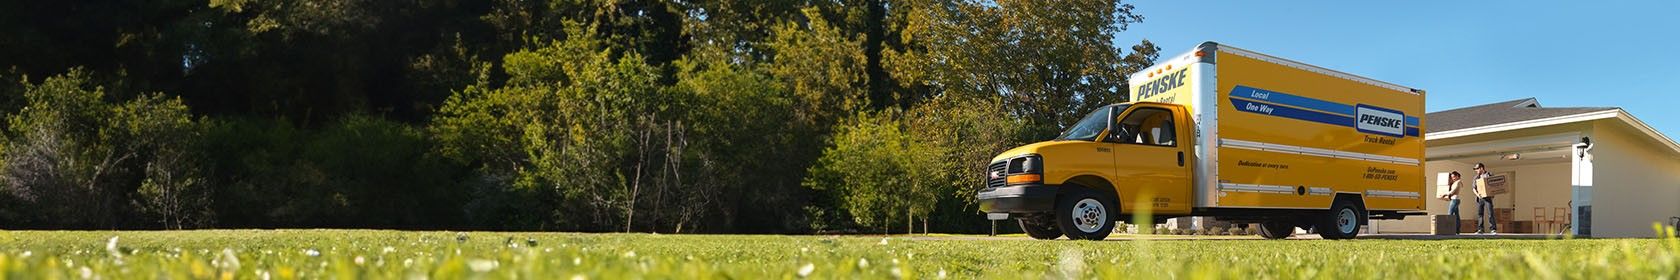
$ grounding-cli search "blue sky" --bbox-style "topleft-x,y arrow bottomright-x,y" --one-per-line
1115,1 -> 1680,137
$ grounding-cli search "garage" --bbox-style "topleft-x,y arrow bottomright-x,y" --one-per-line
1373,98 -> 1680,237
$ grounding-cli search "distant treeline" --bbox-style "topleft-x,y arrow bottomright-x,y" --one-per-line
0,0 -> 1158,233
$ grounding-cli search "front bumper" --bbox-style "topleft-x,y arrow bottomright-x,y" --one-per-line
977,184 -> 1058,213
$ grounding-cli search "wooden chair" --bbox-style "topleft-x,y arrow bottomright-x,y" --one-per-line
1533,207 -> 1549,233
1554,207 -> 1570,234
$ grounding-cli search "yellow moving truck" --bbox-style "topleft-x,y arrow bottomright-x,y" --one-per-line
977,42 -> 1425,240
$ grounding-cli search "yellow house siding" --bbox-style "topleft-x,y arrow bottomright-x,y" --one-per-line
1584,120 -> 1680,237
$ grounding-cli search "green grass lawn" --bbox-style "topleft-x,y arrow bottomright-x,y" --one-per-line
0,230 -> 1676,279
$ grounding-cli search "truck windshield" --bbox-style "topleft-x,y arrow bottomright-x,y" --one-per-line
1056,105 -> 1127,141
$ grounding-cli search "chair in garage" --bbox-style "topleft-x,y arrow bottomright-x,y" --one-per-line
1554,207 -> 1570,235
1534,207 -> 1549,233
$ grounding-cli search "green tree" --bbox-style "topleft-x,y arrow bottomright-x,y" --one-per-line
0,69 -> 209,229
886,0 -> 1157,139
903,95 -> 1025,232
767,8 -> 871,128
432,23 -> 669,230
805,112 -> 918,232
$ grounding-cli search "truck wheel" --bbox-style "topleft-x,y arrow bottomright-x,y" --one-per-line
1258,221 -> 1295,239
1055,188 -> 1116,240
1319,198 -> 1365,240
1018,217 -> 1063,240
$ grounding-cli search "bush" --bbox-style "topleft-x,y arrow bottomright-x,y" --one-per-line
0,69 -> 209,229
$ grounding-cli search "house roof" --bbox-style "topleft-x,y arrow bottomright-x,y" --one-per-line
1426,97 -> 1618,133
1425,97 -> 1680,157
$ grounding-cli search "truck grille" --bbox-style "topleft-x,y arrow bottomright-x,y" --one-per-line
985,161 -> 1008,190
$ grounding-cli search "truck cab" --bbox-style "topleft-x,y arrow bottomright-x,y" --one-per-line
978,102 -> 1195,240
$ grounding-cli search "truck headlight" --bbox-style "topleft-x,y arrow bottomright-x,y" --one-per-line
1006,155 -> 1043,185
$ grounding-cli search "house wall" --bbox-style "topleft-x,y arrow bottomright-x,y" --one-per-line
1585,120 -> 1680,238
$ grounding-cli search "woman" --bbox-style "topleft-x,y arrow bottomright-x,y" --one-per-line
1440,171 -> 1463,234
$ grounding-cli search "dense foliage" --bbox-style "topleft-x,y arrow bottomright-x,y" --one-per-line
0,0 -> 1159,232
2,230 -> 1680,278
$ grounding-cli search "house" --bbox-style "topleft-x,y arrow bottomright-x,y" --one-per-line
1372,98 -> 1680,237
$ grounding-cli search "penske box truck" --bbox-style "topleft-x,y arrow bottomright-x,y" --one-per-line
977,42 -> 1425,240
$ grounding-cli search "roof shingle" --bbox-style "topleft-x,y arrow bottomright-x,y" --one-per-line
1425,97 -> 1618,133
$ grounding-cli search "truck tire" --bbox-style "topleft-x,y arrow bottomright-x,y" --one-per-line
1319,198 -> 1366,240
1055,187 -> 1117,240
1258,221 -> 1294,239
1018,217 -> 1063,240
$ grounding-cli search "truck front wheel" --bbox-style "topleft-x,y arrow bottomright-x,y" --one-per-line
1055,188 -> 1117,240
1018,216 -> 1063,240
1258,221 -> 1295,239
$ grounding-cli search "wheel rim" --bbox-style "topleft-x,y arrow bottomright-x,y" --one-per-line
1071,198 -> 1107,233
1336,208 -> 1358,234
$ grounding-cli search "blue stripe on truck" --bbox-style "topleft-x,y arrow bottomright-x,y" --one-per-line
1228,92 -> 1421,137
1228,85 -> 1420,127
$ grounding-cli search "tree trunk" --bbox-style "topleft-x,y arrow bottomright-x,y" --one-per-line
626,127 -> 651,233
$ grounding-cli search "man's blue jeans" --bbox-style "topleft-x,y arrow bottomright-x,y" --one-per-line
1447,198 -> 1461,233
1476,197 -> 1497,232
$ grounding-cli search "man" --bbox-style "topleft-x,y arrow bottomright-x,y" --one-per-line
1472,163 -> 1497,234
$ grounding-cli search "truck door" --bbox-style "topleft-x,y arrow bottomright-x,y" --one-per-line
1107,105 -> 1193,215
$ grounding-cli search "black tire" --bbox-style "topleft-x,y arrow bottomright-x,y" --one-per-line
1018,216 -> 1063,240
1055,187 -> 1117,241
1319,198 -> 1366,240
1258,221 -> 1295,239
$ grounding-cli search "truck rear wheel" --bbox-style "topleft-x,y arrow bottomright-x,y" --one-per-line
1018,217 -> 1063,240
1258,221 -> 1295,239
1319,198 -> 1366,240
1055,188 -> 1116,241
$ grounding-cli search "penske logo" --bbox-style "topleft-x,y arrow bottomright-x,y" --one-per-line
1136,68 -> 1188,101
1355,105 -> 1405,137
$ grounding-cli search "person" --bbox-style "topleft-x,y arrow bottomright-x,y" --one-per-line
1439,171 -> 1463,234
1472,163 -> 1497,234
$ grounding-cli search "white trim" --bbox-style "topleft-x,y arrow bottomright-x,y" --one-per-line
1426,109 -> 1680,158
1204,206 -> 1420,211
1308,187 -> 1333,196
1219,183 -> 1295,194
1126,42 -> 1422,96
1428,110 -> 1618,140
1222,138 -> 1422,165
1425,132 -> 1581,161
1193,62 -> 1221,208
1613,113 -> 1680,157
1216,45 -> 1421,95
1365,190 -> 1421,199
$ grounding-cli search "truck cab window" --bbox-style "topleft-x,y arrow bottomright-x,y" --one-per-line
1115,108 -> 1176,147
1057,105 -> 1128,141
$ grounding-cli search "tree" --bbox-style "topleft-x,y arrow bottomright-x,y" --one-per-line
767,8 -> 872,128
904,95 -> 1025,232
120,94 -> 212,229
432,23 -> 668,230
0,69 -> 209,229
886,0 -> 1156,139
804,111 -> 920,232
